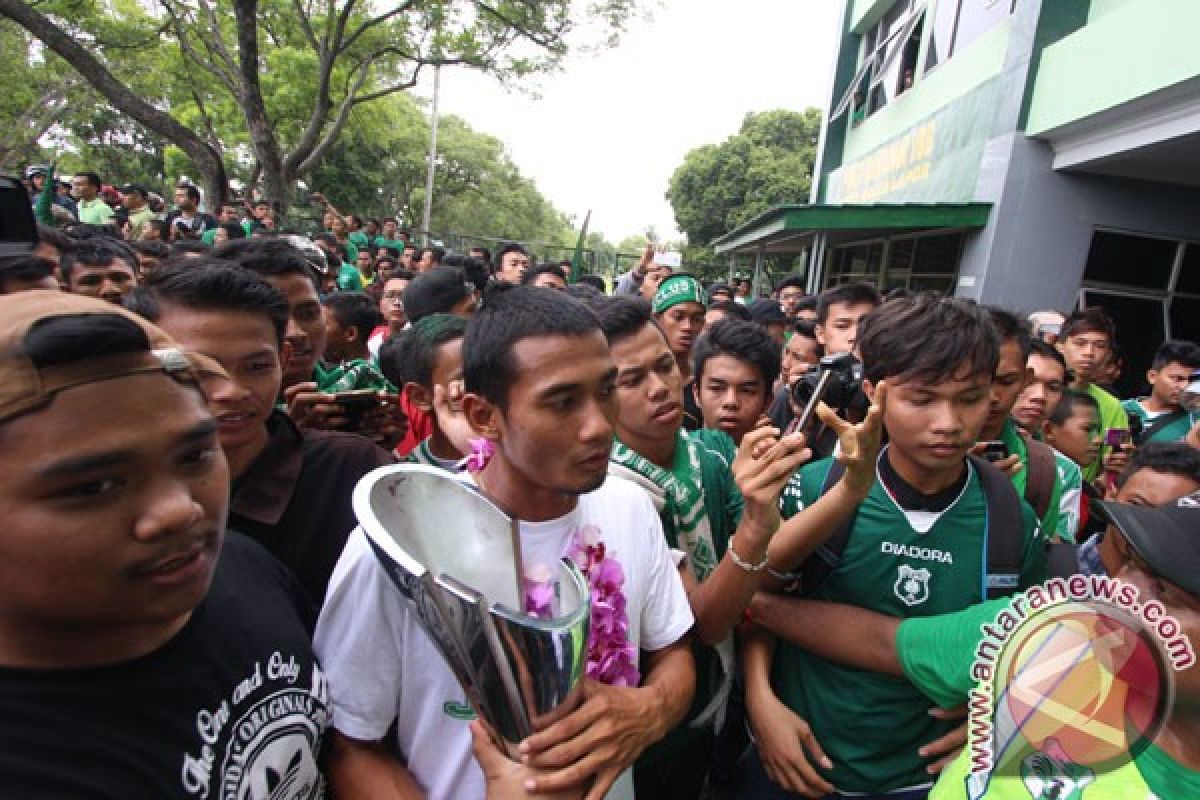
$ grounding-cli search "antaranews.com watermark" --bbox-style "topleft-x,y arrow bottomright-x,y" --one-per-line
966,573 -> 1195,783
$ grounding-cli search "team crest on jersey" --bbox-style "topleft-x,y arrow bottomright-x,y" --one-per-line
1020,744 -> 1094,800
894,564 -> 931,606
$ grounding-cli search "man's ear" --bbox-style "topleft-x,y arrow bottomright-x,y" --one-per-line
814,323 -> 827,347
1146,368 -> 1158,389
1041,420 -> 1055,444
406,382 -> 432,413
345,325 -> 360,343
862,378 -> 875,403
462,391 -> 501,441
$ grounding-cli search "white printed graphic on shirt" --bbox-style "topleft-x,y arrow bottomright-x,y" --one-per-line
894,564 -> 931,607
180,654 -> 329,799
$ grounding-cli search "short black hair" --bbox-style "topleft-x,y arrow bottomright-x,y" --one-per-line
378,313 -> 467,390
588,295 -> 658,346
1061,307 -> 1116,342
469,246 -> 493,265
492,242 -> 528,273
442,254 -> 489,293
212,238 -> 319,289
816,282 -> 882,325
986,307 -> 1033,360
792,317 -> 818,340
322,291 -> 383,341
858,293 -> 999,385
416,247 -> 445,266
1151,339 -> 1200,371
565,283 -> 603,302
218,222 -> 246,241
1116,441 -> 1200,489
1028,338 -> 1070,380
776,274 -> 806,292
23,312 -> 148,370
795,295 -> 818,315
73,172 -> 102,189
693,318 -> 781,390
169,240 -> 213,257
36,225 -> 74,255
463,285 -> 601,409
60,237 -> 138,281
521,264 -> 567,286
577,274 -> 606,292
141,258 -> 290,344
130,240 -> 171,260
175,182 -> 201,203
707,300 -> 752,322
0,256 -> 56,292
1046,388 -> 1099,426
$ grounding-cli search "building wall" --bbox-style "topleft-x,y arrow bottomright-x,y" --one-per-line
957,135 -> 1200,312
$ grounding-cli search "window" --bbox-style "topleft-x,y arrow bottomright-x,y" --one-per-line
832,1 -> 926,122
924,0 -> 1015,73
1079,230 -> 1200,398
1083,231 -> 1176,290
824,230 -> 966,293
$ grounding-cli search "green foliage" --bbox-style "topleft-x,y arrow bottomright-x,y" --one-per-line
666,108 -> 822,250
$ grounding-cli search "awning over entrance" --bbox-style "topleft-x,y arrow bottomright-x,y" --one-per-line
711,202 -> 993,256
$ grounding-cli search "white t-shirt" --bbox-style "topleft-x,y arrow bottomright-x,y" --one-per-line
313,474 -> 694,800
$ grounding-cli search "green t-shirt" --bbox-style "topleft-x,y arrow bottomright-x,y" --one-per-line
372,236 -> 407,254
1122,398 -> 1198,444
78,197 -> 115,225
773,454 -> 1044,793
336,262 -> 364,291
1052,447 -> 1084,544
896,597 -> 1012,710
637,428 -> 743,764
1001,419 -> 1063,541
931,732 -> 1199,799
1084,384 -> 1130,482
400,437 -> 462,471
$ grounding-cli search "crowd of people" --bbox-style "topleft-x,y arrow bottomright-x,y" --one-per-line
1,165 -> 1199,800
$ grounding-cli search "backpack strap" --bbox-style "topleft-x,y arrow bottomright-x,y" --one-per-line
796,460 -> 853,595
1136,408 -> 1189,445
1020,432 -> 1056,521
969,454 -> 1026,600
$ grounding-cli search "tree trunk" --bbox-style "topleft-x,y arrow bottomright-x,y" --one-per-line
0,0 -> 230,204
231,0 -> 289,211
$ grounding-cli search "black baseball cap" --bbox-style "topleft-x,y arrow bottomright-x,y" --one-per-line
119,184 -> 148,198
402,266 -> 473,323
1094,491 -> 1200,595
748,298 -> 789,326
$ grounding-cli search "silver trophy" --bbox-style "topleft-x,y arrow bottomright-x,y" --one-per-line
353,464 -> 590,749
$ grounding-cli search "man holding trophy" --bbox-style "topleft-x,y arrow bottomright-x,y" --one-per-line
314,286 -> 697,799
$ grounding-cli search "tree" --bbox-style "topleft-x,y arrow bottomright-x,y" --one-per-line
666,109 -> 822,255
0,0 -> 639,207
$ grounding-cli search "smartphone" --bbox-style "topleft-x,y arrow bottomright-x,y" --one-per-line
1105,428 -> 1131,449
980,441 -> 1010,463
334,389 -> 381,428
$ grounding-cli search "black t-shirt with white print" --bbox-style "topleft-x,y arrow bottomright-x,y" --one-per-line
0,531 -> 329,799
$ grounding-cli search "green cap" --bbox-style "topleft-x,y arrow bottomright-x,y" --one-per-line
653,274 -> 707,314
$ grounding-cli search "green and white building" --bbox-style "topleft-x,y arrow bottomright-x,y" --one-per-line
714,0 -> 1200,386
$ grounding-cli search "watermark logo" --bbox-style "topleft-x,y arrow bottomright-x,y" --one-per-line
966,575 -> 1193,799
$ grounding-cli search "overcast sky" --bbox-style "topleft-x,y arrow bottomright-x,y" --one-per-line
414,1 -> 843,244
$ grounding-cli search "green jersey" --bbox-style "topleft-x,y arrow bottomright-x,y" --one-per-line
336,262 -> 364,291
932,731 -> 1199,799
1000,419 -> 1062,540
1122,398 -> 1198,444
373,236 -> 407,254
621,428 -> 743,764
1084,384 -> 1129,482
774,453 -> 1044,793
1051,448 -> 1084,543
400,437 -> 462,471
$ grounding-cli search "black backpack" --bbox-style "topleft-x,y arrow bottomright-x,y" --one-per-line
796,454 -> 1028,601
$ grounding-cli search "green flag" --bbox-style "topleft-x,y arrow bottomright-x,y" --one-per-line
569,210 -> 591,283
